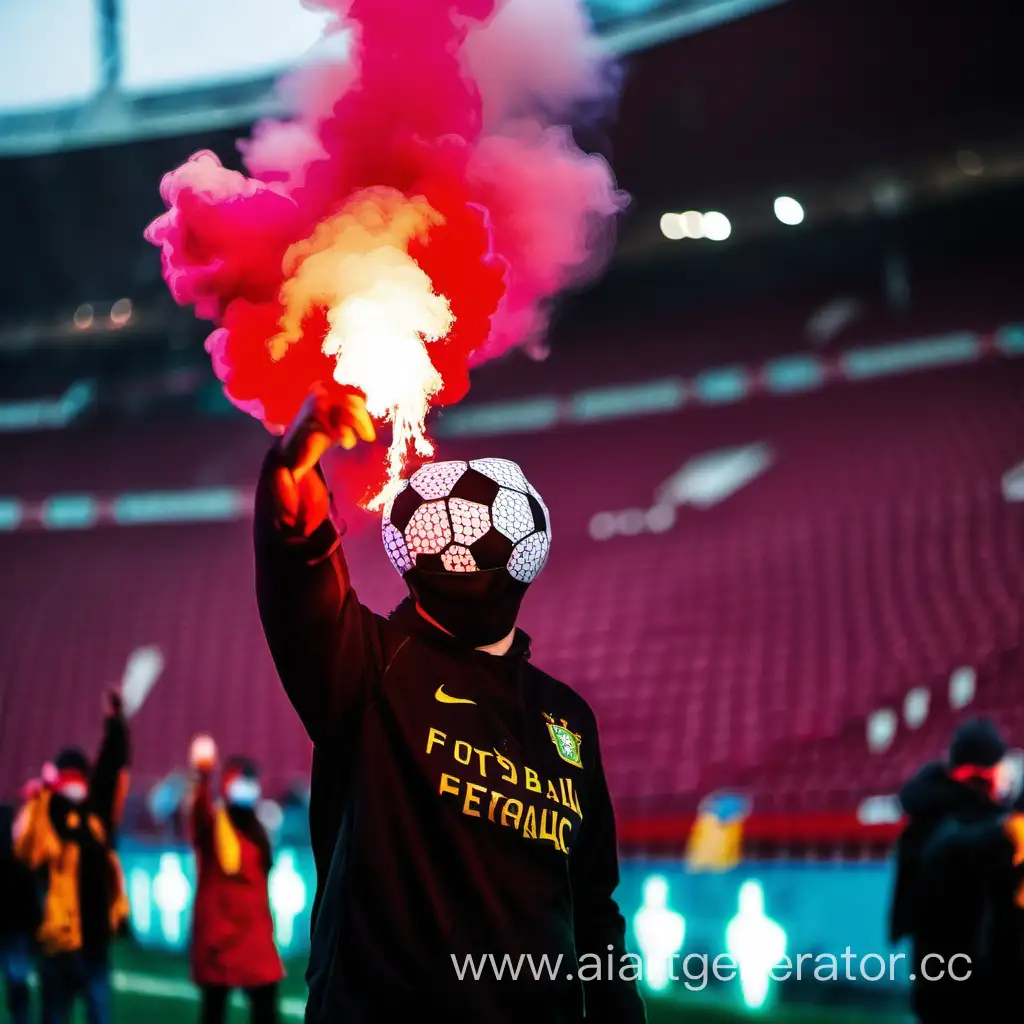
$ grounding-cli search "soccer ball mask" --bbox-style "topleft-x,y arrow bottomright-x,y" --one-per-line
382,459 -> 550,646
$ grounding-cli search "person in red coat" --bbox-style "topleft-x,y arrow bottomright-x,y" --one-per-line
188,736 -> 284,1024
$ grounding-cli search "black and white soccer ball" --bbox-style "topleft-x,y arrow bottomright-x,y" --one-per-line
382,458 -> 551,583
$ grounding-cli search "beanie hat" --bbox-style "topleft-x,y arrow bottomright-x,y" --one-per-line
54,747 -> 89,775
949,717 -> 1008,769
221,755 -> 258,784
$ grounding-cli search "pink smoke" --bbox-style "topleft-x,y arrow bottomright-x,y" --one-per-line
463,0 -> 620,129
146,0 -> 626,503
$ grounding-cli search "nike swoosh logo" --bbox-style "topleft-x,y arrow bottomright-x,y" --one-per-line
435,685 -> 476,705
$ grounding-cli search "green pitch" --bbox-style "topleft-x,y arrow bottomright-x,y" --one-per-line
5,943 -> 909,1024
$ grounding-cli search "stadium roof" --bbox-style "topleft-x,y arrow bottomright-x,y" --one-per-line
0,0 -> 786,158
0,0 -> 1021,337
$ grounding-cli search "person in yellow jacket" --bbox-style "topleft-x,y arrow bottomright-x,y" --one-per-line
15,690 -> 130,1024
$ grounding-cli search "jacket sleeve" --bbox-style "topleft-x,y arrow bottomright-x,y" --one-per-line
928,817 -> 1010,868
570,733 -> 647,1024
13,792 -> 59,869
254,447 -> 389,746
90,708 -> 131,832
189,775 -> 215,855
889,829 -> 920,943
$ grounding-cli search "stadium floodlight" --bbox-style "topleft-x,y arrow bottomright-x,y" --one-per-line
659,213 -> 685,240
110,298 -> 133,327
681,211 -> 705,239
773,196 -> 804,225
702,211 -> 731,241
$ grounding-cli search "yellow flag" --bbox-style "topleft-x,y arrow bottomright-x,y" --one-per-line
686,792 -> 749,872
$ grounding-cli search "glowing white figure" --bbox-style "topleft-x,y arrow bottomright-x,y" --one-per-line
269,850 -> 307,949
152,853 -> 191,944
725,880 -> 786,1010
632,874 -> 685,991
129,868 -> 152,937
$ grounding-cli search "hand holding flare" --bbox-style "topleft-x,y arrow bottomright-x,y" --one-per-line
189,734 -> 219,775
273,384 -> 377,536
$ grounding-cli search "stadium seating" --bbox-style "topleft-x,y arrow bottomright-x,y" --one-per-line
739,645 -> 1024,814
497,361 -> 1024,816
1,355 -> 1021,828
0,415 -> 266,497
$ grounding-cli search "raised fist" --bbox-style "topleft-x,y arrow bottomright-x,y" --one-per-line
189,734 -> 218,773
273,383 -> 376,535
105,689 -> 124,717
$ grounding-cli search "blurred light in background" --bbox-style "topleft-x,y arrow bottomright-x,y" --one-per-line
857,794 -> 902,826
660,210 -> 726,241
871,180 -> 906,214
110,298 -> 133,327
268,850 -> 307,946
948,665 -> 977,709
805,296 -> 863,345
645,504 -> 675,533
702,211 -> 731,240
659,213 -> 685,239
147,773 -> 188,825
73,303 -> 94,329
681,211 -> 705,238
902,687 -> 929,729
152,852 -> 191,947
956,149 -> 984,176
726,880 -> 786,1010
257,798 -> 284,837
129,868 -> 152,936
632,874 -> 685,992
773,195 -> 804,225
866,708 -> 897,753
1003,460 -> 1024,502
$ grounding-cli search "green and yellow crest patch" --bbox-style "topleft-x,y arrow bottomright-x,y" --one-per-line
544,713 -> 583,768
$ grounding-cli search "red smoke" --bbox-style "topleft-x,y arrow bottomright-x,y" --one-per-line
145,0 -> 625,507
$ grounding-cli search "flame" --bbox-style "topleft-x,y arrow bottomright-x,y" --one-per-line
269,188 -> 454,508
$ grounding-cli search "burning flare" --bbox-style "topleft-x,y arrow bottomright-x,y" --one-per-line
270,190 -> 453,508
145,0 -> 626,507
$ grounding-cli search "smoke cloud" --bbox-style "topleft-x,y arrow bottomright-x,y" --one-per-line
146,0 -> 627,505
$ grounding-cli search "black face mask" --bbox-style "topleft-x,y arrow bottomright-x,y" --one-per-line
405,568 -> 530,648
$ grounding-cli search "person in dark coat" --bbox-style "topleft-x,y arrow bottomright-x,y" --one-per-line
0,799 -> 41,1024
890,717 -> 1024,1022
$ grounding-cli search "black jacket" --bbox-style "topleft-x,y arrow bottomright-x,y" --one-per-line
0,803 -> 41,939
890,761 -> 1022,1018
254,450 -> 645,1024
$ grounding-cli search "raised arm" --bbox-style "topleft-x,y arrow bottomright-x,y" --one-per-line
254,386 -> 385,745
89,691 -> 131,831
570,733 -> 647,1024
189,773 -> 216,853
188,736 -> 218,853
